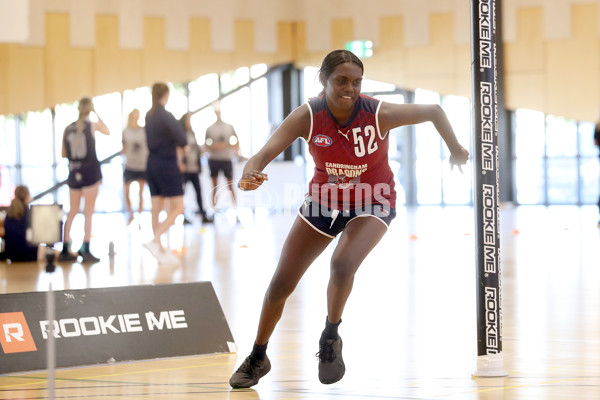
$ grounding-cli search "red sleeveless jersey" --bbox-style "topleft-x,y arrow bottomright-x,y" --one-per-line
306,94 -> 396,210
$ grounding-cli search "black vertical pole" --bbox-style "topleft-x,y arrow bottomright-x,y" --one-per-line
470,0 -> 508,376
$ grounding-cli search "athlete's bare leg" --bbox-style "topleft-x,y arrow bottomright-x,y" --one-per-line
152,195 -> 184,244
326,216 -> 388,323
63,188 -> 83,244
211,176 -> 219,207
150,196 -> 165,247
137,179 -> 146,213
226,178 -> 236,205
255,216 -> 333,345
124,181 -> 133,221
81,182 -> 100,242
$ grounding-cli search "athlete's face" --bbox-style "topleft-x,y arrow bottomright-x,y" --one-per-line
323,62 -> 363,112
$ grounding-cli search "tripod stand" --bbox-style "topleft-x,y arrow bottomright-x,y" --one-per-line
44,246 -> 56,400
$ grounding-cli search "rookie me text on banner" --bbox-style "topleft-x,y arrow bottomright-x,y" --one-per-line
40,310 -> 188,339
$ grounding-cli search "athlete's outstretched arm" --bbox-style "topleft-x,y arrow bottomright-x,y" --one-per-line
378,102 -> 469,168
239,104 -> 311,191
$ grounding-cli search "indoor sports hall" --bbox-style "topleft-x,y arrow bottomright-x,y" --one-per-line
1,1 -> 600,399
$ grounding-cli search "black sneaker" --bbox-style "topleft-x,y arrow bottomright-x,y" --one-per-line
78,250 -> 100,263
58,252 -> 78,261
317,336 -> 345,384
229,355 -> 271,388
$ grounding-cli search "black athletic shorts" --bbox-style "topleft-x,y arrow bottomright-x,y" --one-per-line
123,169 -> 147,183
146,161 -> 183,197
68,163 -> 102,189
298,195 -> 396,238
208,159 -> 233,179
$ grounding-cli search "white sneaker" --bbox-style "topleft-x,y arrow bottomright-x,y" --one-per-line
143,241 -> 162,259
158,250 -> 180,266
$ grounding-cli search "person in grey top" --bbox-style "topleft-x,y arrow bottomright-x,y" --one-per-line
122,109 -> 148,224
205,105 -> 239,209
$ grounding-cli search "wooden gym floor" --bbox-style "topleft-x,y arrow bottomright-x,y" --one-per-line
1,204 -> 599,399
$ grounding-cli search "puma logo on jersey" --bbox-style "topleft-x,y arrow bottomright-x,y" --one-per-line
337,129 -> 350,140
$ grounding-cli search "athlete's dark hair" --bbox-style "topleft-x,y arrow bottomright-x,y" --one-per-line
148,82 -> 170,116
317,49 -> 364,88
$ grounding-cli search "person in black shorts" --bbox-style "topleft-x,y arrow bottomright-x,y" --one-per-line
205,105 -> 239,210
229,50 -> 469,388
59,97 -> 110,263
122,109 -> 148,224
143,83 -> 187,264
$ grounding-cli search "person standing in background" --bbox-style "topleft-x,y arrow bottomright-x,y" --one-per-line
59,97 -> 110,263
205,105 -> 239,211
180,112 -> 211,224
144,83 -> 187,264
122,109 -> 148,225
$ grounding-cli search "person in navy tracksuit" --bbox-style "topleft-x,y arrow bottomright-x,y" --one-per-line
229,49 -> 470,388
143,83 -> 187,264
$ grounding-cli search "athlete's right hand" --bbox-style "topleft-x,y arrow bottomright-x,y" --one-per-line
238,171 -> 268,191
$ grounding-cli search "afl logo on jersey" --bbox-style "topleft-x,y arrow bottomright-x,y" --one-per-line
313,135 -> 332,147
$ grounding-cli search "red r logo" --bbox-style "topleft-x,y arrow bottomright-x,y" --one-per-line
0,312 -> 38,353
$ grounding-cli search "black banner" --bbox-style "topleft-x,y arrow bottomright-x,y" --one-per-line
0,282 -> 235,374
470,0 -> 503,358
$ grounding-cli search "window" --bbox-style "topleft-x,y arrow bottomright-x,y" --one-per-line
514,109 -> 599,205
166,83 -> 189,120
92,92 -> 122,161
122,87 -> 151,127
2,64 -> 597,211
303,66 -> 321,100
221,87 -> 251,157
220,67 -> 250,95
249,77 -> 269,156
515,109 -> 545,204
415,89 -> 443,204
189,74 -> 219,112
441,95 -> 472,205
546,115 -> 577,204
414,91 -> 472,205
20,109 -> 55,199
0,116 -> 18,206
578,121 -> 600,205
374,94 -> 406,205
